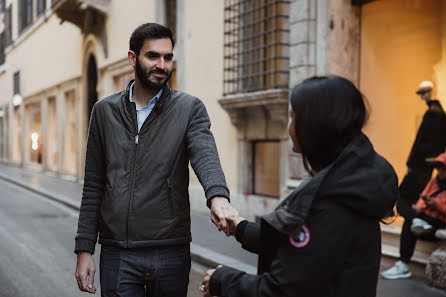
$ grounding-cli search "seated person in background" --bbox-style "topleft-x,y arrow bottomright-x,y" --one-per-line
381,152 -> 446,280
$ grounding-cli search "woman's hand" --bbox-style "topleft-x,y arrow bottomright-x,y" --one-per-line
226,215 -> 245,236
201,265 -> 222,297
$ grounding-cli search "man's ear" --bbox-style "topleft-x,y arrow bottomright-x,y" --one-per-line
128,50 -> 136,68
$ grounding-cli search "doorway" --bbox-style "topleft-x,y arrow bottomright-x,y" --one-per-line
86,55 -> 98,127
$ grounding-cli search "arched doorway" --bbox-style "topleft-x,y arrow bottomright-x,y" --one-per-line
86,55 -> 98,127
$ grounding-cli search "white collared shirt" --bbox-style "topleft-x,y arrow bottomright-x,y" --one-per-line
129,81 -> 163,132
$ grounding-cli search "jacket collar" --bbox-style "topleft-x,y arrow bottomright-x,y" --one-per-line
262,133 -> 398,240
122,79 -> 171,120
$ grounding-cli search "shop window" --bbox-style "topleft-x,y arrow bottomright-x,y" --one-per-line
252,140 -> 280,197
47,97 -> 57,171
223,0 -> 289,95
64,91 -> 76,176
25,102 -> 42,164
12,107 -> 21,163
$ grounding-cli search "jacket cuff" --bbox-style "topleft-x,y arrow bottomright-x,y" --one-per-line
74,238 -> 96,255
209,266 -> 236,296
206,186 -> 230,208
235,220 -> 249,243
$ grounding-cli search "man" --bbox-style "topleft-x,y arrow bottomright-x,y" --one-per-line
382,153 -> 446,279
74,23 -> 237,297
396,81 -> 446,221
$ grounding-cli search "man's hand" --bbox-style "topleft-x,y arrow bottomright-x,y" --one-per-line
75,252 -> 97,294
210,197 -> 239,236
201,265 -> 222,297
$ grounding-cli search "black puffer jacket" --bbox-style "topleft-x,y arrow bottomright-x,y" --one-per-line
75,81 -> 229,254
407,100 -> 446,168
210,133 -> 398,297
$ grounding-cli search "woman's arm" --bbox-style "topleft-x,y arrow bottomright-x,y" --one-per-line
209,205 -> 352,297
235,221 -> 261,254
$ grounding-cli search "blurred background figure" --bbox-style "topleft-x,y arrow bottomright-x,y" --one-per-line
382,152 -> 446,280
396,81 -> 446,222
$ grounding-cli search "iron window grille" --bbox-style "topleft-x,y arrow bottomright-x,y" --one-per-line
224,0 -> 290,95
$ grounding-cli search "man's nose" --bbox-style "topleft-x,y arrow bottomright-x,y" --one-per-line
156,58 -> 166,70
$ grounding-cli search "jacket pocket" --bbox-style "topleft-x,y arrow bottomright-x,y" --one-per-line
166,178 -> 174,218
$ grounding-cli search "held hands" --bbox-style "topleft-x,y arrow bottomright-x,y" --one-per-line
75,252 -> 97,294
201,265 -> 222,297
210,197 -> 239,236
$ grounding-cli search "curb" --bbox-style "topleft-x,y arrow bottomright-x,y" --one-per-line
0,172 -> 80,210
0,172 -> 257,273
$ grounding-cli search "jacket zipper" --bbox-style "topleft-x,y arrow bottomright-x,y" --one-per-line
126,133 -> 139,247
166,178 -> 174,217
126,91 -> 166,246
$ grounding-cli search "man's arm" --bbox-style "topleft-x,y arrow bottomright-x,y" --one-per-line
186,99 -> 237,234
74,104 -> 106,293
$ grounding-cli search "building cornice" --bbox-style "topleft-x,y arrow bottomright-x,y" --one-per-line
218,88 -> 289,128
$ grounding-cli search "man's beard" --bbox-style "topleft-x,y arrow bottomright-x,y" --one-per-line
135,58 -> 172,91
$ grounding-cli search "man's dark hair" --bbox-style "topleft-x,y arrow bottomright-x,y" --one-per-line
129,23 -> 175,56
290,75 -> 368,173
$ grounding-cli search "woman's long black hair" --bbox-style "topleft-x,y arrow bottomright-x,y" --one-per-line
290,75 -> 369,174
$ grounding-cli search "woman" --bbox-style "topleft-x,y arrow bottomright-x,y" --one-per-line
201,76 -> 398,297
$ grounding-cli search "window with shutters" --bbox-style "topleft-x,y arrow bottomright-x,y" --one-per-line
5,5 -> 12,46
13,71 -> 21,95
252,141 -> 280,197
37,0 -> 46,15
18,0 -> 33,34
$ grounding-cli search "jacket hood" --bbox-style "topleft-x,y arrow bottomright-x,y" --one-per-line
317,133 -> 398,218
263,133 -> 398,237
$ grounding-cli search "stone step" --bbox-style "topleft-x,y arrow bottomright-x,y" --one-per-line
380,219 -> 444,276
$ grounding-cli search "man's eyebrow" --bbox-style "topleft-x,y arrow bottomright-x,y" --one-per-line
146,51 -> 173,57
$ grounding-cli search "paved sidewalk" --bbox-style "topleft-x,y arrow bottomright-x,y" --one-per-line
0,162 -> 445,296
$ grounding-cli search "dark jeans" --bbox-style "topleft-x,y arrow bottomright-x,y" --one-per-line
100,244 -> 191,297
399,213 -> 445,263
396,167 -> 432,220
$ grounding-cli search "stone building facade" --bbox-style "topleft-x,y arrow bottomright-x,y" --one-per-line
0,0 -> 446,224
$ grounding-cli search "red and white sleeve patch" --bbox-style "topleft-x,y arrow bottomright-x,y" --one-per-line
289,224 -> 311,248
